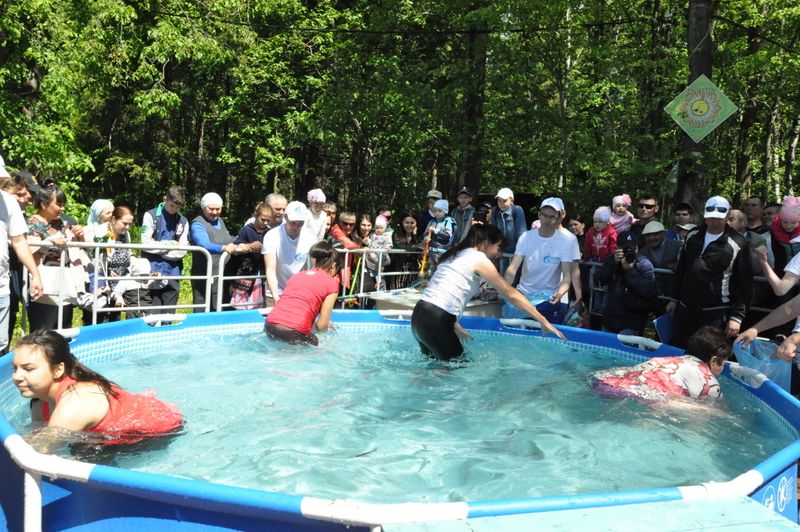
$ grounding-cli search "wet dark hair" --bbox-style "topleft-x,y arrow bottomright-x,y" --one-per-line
309,241 -> 341,275
685,326 -> 732,366
17,330 -> 118,397
34,180 -> 67,210
438,224 -> 506,264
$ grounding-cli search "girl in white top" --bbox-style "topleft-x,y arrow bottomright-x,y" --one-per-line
412,224 -> 565,360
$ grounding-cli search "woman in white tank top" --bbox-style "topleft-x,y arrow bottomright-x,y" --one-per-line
412,224 -> 565,360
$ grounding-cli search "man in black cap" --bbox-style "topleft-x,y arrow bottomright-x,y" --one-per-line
450,186 -> 475,242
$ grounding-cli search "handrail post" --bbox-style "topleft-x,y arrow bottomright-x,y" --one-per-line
217,252 -> 229,312
23,471 -> 42,532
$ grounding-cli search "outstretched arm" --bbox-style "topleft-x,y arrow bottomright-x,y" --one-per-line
736,291 -> 800,347
476,259 -> 565,340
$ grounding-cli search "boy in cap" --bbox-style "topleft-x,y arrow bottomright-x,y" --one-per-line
666,196 -> 752,347
450,186 -> 475,243
491,187 -> 527,274
423,199 -> 456,268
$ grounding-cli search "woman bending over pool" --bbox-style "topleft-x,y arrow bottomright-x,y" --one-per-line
412,224 -> 566,360
591,326 -> 730,402
266,241 -> 341,346
11,330 -> 183,452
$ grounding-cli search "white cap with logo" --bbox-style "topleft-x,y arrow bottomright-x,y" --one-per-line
703,196 -> 730,219
285,201 -> 309,221
540,197 -> 565,212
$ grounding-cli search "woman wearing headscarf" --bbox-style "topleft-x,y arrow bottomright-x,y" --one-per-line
189,192 -> 236,312
85,199 -> 114,241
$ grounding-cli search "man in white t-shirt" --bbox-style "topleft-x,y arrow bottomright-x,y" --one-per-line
0,185 -> 43,352
502,197 -> 579,322
262,201 -> 317,304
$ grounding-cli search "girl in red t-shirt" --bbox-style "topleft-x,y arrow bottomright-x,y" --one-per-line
266,241 -> 342,345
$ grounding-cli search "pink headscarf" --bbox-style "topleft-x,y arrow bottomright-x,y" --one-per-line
780,196 -> 800,223
612,194 -> 632,208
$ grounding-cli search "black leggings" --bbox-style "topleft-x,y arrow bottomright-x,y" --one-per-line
265,322 -> 319,346
411,300 -> 462,361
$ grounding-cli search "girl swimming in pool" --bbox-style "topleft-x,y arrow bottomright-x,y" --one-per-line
11,330 -> 182,452
411,224 -> 566,361
265,241 -> 341,346
591,326 -> 730,401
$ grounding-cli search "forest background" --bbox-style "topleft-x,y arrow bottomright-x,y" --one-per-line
0,0 -> 799,224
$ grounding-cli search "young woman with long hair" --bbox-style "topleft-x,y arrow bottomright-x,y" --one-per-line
11,330 -> 182,452
265,241 -> 342,346
412,224 -> 565,360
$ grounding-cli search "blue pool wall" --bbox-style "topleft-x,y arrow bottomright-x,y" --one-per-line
1,310 -> 799,530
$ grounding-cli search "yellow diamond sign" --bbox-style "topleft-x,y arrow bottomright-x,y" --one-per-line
664,75 -> 738,143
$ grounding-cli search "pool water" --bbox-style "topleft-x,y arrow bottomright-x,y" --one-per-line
4,325 -> 797,503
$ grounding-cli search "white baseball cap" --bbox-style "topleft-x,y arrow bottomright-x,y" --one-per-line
285,201 -> 309,221
495,187 -> 514,200
540,197 -> 565,212
703,196 -> 730,219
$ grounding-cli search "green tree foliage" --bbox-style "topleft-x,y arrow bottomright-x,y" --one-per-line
1,0 -> 799,225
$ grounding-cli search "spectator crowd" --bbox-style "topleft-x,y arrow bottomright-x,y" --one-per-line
0,152 -> 798,369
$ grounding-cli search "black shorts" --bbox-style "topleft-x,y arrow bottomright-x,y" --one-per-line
265,323 -> 319,346
411,300 -> 463,361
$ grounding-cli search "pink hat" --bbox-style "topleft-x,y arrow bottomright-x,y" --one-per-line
780,196 -> 800,223
375,215 -> 388,228
307,188 -> 326,203
593,206 -> 612,223
612,194 -> 632,207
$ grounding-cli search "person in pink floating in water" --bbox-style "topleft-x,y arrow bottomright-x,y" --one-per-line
591,326 -> 730,402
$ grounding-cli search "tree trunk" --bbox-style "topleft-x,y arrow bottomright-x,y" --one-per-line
785,112 -> 800,196
734,7 -> 768,200
558,6 -> 572,191
675,0 -> 713,208
764,92 -> 783,200
458,25 -> 487,198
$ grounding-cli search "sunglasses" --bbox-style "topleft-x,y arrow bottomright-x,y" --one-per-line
705,206 -> 729,214
638,203 -> 656,210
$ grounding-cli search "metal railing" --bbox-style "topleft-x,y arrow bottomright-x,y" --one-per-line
27,241 -> 214,328
211,247 -> 425,311
25,239 -> 784,330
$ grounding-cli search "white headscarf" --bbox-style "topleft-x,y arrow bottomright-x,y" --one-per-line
200,192 -> 224,210
87,199 -> 114,226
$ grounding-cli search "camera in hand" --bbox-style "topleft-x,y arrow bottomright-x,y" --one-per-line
623,247 -> 636,263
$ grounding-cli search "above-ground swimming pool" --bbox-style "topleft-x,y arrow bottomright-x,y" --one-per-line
2,310 -> 800,530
